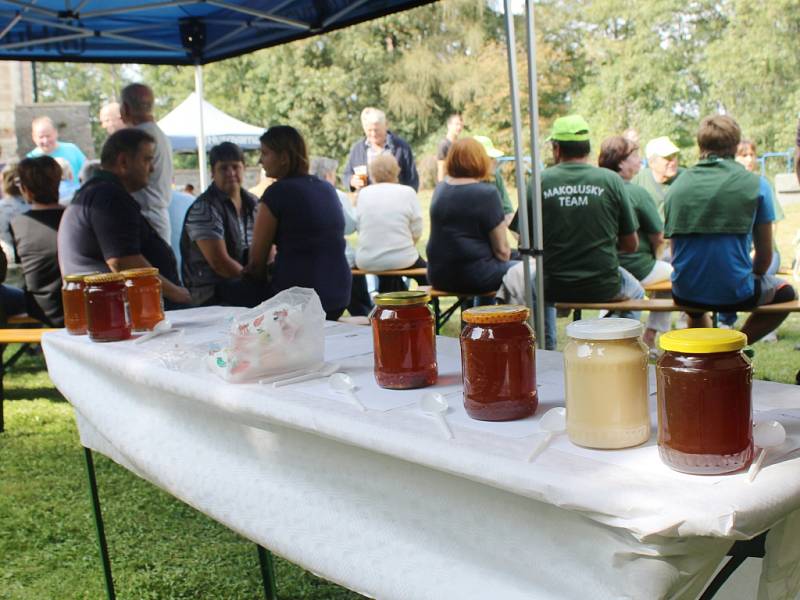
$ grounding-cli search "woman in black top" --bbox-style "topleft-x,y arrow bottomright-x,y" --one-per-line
11,156 -> 65,326
426,137 -> 513,293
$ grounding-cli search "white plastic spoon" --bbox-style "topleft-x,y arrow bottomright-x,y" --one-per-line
329,373 -> 366,411
748,420 -> 786,483
527,407 -> 567,462
134,319 -> 176,344
420,392 -> 453,440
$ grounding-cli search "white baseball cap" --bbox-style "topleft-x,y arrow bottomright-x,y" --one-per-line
645,136 -> 680,158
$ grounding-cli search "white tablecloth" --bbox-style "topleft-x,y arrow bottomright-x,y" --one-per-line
42,306 -> 800,600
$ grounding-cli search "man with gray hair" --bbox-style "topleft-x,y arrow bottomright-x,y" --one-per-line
632,136 -> 682,218
120,82 -> 174,244
342,107 -> 418,192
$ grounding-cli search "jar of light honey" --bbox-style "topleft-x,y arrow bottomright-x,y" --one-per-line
460,305 -> 537,421
371,291 -> 437,389
84,273 -> 131,342
657,329 -> 753,475
121,267 -> 164,332
61,272 -> 97,335
564,318 -> 649,449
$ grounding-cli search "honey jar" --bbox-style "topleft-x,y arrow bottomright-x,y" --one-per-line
122,267 -> 164,332
84,273 -> 131,342
657,329 -> 753,474
460,305 -> 537,421
371,291 -> 437,389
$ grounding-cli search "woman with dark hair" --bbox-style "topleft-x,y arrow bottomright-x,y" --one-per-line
426,137 -> 512,293
11,155 -> 65,326
0,163 -> 29,265
180,141 -> 263,307
599,135 -> 671,348
245,126 -> 351,319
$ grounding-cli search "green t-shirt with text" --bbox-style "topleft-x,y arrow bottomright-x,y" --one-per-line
540,162 -> 638,302
618,181 -> 663,280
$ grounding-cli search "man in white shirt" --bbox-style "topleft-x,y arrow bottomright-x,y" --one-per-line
120,83 -> 174,244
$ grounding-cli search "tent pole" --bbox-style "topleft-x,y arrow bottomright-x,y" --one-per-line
194,64 -> 208,190
524,0 -> 546,349
503,0 -> 538,343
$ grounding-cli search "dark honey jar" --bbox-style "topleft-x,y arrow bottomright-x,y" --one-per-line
370,291 -> 437,389
657,329 -> 753,475
84,273 -> 132,342
460,305 -> 537,421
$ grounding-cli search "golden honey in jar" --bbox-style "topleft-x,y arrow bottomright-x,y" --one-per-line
121,267 -> 164,332
657,329 -> 753,475
371,291 -> 437,389
61,272 -> 97,335
460,305 -> 537,421
563,318 -> 649,449
84,273 -> 131,342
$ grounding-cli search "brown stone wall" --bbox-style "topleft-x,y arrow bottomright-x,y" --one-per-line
15,102 -> 94,160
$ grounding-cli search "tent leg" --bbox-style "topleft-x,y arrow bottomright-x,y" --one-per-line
194,64 -> 208,190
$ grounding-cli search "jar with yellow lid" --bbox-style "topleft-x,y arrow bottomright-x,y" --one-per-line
657,328 -> 753,474
61,272 -> 98,335
563,318 -> 649,449
460,305 -> 536,421
121,267 -> 164,332
84,273 -> 131,342
370,290 -> 437,389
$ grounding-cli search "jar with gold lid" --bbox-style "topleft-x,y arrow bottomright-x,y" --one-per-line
371,290 -> 437,389
121,267 -> 164,332
84,273 -> 131,342
460,305 -> 537,421
61,272 -> 97,335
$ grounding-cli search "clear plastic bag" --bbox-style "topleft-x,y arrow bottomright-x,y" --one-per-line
207,287 -> 325,382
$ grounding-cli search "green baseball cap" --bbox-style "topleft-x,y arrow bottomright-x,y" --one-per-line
547,114 -> 591,142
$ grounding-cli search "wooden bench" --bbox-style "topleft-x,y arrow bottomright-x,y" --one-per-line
0,323 -> 60,433
351,267 -> 428,278
419,287 -> 497,333
554,298 -> 800,323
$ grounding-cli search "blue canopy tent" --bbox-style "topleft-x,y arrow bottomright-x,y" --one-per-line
0,0 -> 546,346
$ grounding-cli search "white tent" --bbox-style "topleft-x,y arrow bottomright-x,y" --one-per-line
157,92 -> 264,153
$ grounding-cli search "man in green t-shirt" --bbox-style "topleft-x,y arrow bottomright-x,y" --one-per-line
511,115 -> 644,313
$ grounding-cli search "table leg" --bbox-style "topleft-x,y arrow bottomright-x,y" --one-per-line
83,447 -> 116,600
698,531 -> 767,600
256,544 -> 278,600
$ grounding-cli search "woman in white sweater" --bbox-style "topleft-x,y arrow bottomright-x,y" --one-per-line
355,154 -> 426,292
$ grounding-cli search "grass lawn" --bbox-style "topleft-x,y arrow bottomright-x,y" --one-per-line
1,194 -> 798,599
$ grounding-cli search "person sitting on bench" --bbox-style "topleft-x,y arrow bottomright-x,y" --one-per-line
511,115 -> 644,320
12,156 -> 65,326
664,115 -> 796,342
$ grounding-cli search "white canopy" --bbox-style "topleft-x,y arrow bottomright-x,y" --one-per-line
157,92 -> 264,152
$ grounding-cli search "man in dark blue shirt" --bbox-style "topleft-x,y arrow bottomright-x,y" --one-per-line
342,107 -> 419,192
58,128 -> 190,306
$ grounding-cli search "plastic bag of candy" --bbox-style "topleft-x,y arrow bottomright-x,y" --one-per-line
207,287 -> 325,382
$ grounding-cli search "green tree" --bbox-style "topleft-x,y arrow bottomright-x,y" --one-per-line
36,62 -> 130,153
701,0 -> 800,154
569,0 -> 726,155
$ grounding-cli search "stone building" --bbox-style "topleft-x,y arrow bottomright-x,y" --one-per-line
0,61 -> 34,160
